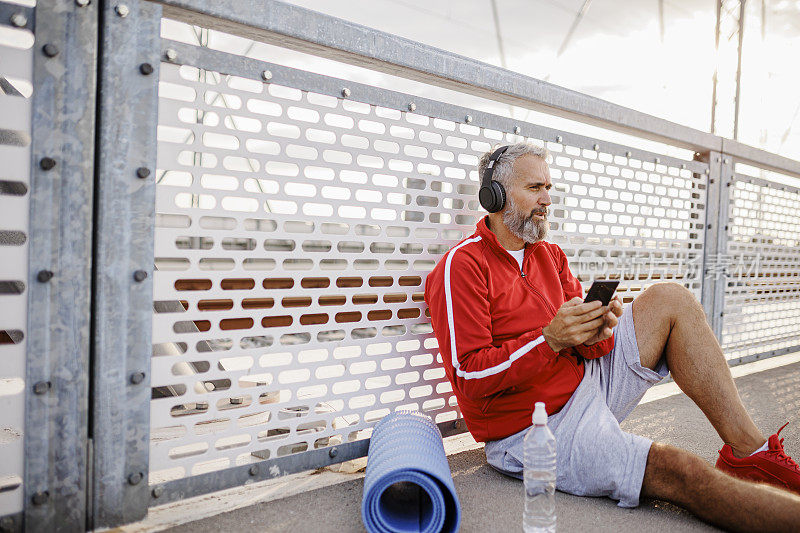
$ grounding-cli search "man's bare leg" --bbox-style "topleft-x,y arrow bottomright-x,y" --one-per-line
642,443 -> 800,532
630,282 -> 765,457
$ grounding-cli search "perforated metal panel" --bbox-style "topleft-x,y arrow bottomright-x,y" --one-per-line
722,170 -> 800,360
0,19 -> 32,518
148,39 -> 709,483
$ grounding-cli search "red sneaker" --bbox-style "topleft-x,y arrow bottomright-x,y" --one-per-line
715,423 -> 800,494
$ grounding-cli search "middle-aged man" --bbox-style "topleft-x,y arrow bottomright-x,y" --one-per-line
424,141 -> 800,531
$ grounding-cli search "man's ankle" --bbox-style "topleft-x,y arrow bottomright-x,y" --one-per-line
730,439 -> 768,459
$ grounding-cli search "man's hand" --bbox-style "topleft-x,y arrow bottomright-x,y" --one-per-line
583,295 -> 623,346
542,297 -> 608,352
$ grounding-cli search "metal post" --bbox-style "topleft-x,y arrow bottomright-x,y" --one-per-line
90,0 -> 162,528
23,0 -> 99,531
699,151 -> 726,340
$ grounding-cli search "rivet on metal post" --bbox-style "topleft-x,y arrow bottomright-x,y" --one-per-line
40,157 -> 56,171
681,163 -> 686,169
514,126 -> 521,134
9,13 -> 27,28
556,136 -> 563,143
115,4 -> 129,17
164,48 -> 177,62
453,420 -> 461,429
341,88 -> 351,97
133,270 -> 148,282
152,486 -> 164,498
249,465 -> 259,476
128,472 -> 143,485
31,491 -> 49,505
625,151 -> 632,158
75,0 -> 90,7
407,102 -> 416,112
139,63 -> 154,76
716,156 -> 721,162
42,44 -> 60,58
329,447 -> 338,458
704,168 -> 710,175
464,115 -> 473,124
654,157 -> 661,164
136,167 -> 150,179
129,371 -> 145,384
37,270 -> 54,283
261,70 -> 272,81
33,381 -> 50,395
724,158 -> 730,164
593,144 -> 600,151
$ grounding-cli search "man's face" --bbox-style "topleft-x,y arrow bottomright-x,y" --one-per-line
501,154 -> 552,243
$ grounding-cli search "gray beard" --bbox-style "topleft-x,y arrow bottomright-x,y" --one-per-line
502,197 -> 549,243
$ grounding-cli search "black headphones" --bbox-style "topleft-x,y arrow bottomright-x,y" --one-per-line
478,145 -> 509,213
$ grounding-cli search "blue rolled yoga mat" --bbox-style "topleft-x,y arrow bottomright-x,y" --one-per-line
361,411 -> 461,533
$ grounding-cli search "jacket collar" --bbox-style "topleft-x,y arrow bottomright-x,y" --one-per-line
476,215 -> 544,259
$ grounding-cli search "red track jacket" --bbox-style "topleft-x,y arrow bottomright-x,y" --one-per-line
424,216 -> 615,442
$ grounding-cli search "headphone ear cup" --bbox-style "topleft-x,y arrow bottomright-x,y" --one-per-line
490,181 -> 506,212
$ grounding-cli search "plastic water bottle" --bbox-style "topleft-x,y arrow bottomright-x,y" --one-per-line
523,402 -> 556,533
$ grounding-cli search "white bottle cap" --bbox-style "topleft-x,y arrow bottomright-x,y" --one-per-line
532,402 -> 547,425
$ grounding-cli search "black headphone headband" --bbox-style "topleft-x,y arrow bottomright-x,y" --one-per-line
481,145 -> 509,190
478,145 -> 510,213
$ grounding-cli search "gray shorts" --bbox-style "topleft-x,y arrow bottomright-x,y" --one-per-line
484,304 -> 669,508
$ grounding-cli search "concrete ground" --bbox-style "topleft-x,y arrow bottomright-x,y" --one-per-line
148,358 -> 800,532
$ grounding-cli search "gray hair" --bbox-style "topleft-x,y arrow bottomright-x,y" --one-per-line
477,141 -> 551,189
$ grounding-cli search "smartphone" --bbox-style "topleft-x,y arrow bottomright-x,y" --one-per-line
583,279 -> 620,306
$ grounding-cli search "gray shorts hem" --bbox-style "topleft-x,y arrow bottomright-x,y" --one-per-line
617,434 -> 653,508
619,305 -> 670,384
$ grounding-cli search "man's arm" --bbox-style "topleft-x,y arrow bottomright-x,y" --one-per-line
425,248 -> 558,400
555,246 -> 616,359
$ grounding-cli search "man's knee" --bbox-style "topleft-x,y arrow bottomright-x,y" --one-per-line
636,282 -> 698,322
642,442 -> 711,502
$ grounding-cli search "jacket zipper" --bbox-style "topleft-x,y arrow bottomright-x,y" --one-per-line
518,249 -> 582,379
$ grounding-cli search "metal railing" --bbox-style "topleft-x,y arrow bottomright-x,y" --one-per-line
0,0 -> 799,530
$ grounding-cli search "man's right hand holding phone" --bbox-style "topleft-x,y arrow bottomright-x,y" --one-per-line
542,296 -> 623,352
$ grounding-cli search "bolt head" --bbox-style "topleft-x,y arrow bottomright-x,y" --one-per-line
128,472 -> 143,485
42,44 -> 60,58
136,167 -> 150,179
249,465 -> 259,476
724,158 -> 730,164
556,136 -> 563,143
37,270 -> 54,283
130,371 -> 145,384
39,157 -> 56,171
31,491 -> 49,505
593,144 -> 600,151
407,102 -> 416,112
261,70 -> 272,81
453,420 -> 461,429
164,49 -> 177,61
341,88 -> 350,97
115,4 -> 129,17
75,0 -> 90,7
655,157 -> 661,164
139,63 -> 154,76
681,163 -> 686,169
514,126 -> 521,134
625,151 -> 632,157
33,381 -> 50,395
152,486 -> 164,498
328,447 -> 338,458
133,270 -> 148,282
10,13 -> 27,27
464,114 -> 473,124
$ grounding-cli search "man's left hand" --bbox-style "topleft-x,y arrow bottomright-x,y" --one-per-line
583,295 -> 623,346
